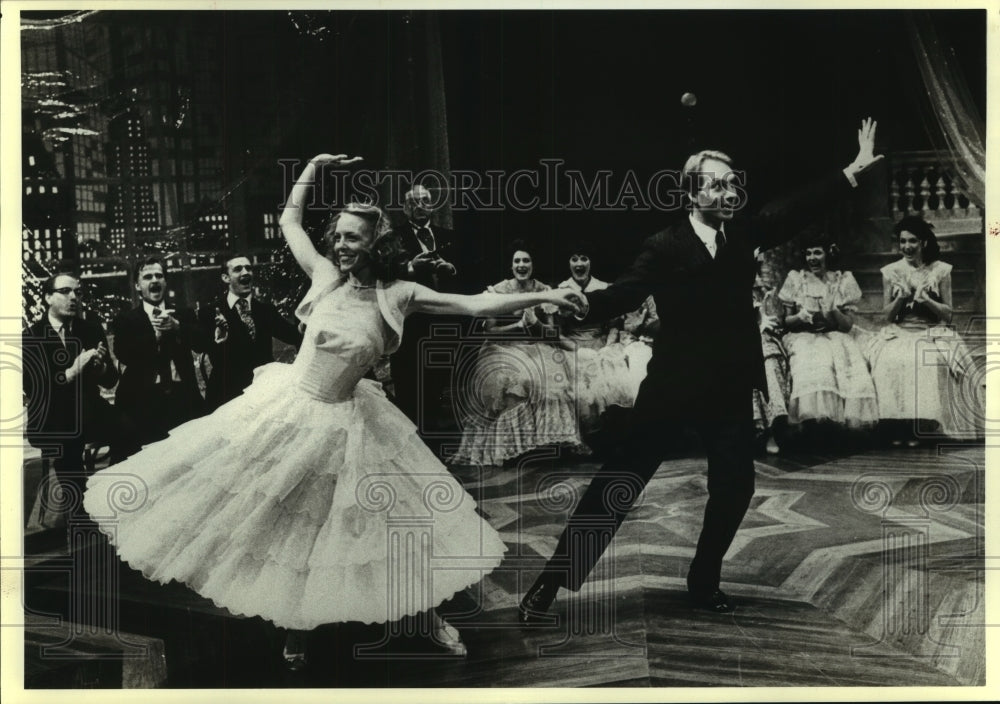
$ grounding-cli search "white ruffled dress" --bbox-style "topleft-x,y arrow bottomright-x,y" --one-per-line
84,261 -> 507,630
864,259 -> 980,438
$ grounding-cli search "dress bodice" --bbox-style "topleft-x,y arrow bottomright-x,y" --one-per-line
294,284 -> 389,402
778,269 -> 862,314
559,276 -> 611,348
880,259 -> 953,330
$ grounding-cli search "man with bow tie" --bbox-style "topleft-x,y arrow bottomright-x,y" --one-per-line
520,119 -> 885,623
196,253 -> 303,411
391,185 -> 461,432
112,257 -> 205,446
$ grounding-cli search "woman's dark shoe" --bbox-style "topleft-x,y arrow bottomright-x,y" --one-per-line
283,631 -> 308,672
518,574 -> 560,626
282,647 -> 307,672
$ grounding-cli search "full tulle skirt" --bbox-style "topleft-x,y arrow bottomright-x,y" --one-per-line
84,363 -> 507,630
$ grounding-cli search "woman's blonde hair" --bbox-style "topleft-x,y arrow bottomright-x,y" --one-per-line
323,202 -> 404,281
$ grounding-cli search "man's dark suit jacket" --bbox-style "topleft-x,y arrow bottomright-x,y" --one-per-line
397,224 -> 461,292
584,170 -> 855,418
196,295 -> 302,410
22,314 -> 119,445
113,305 -> 205,423
393,223 -> 464,428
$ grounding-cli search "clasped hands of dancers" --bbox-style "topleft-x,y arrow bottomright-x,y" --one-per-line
83,118 -> 882,669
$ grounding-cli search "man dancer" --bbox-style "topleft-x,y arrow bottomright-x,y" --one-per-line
520,119 -> 883,621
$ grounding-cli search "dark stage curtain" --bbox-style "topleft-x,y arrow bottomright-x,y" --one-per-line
906,11 -> 986,209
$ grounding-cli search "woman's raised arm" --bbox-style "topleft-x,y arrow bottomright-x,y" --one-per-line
279,154 -> 362,278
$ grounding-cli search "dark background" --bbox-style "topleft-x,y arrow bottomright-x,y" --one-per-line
235,9 -> 986,283
24,9 -> 987,289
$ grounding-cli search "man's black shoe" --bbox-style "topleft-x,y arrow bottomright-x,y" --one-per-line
688,588 -> 735,614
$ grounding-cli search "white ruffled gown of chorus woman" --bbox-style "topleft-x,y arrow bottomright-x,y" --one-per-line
778,269 -> 878,427
864,258 -> 979,438
450,278 -> 587,466
558,277 -> 648,432
84,260 -> 507,630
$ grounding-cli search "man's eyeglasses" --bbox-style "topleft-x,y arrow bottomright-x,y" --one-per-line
52,287 -> 83,296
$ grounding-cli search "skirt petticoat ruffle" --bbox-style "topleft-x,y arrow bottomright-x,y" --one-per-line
864,324 -> 981,438
84,363 -> 507,630
450,342 -> 589,465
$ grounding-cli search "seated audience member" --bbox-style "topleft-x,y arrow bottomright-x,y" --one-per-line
751,254 -> 791,454
865,216 -> 979,445
556,243 -> 636,433
778,236 -> 878,436
451,240 -> 584,465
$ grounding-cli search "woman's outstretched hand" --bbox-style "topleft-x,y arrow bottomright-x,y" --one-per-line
309,153 -> 364,167
549,288 -> 587,316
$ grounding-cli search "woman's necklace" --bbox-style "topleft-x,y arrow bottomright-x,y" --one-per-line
348,274 -> 375,289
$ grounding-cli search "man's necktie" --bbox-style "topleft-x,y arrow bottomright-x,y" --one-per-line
714,230 -> 727,257
152,307 -> 163,339
415,226 -> 435,252
157,343 -> 172,384
236,298 -> 256,340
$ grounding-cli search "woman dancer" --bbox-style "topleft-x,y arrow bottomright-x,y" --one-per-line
83,153 -> 583,666
777,236 -> 878,434
450,241 -> 587,466
865,216 -> 978,445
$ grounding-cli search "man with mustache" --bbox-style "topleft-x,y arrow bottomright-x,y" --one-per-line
392,185 -> 461,437
520,119 -> 884,622
197,253 -> 303,410
22,270 -> 139,533
112,257 -> 206,446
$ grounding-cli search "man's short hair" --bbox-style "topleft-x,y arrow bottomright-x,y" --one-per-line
681,149 -> 735,196
405,184 -> 433,204
134,256 -> 167,282
42,271 -> 79,295
219,252 -> 252,272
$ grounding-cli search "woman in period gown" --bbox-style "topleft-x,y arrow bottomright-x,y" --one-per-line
450,241 -> 587,465
616,295 -> 657,401
777,238 -> 878,431
864,216 -> 979,445
83,153 -> 584,666
751,257 -> 790,454
555,246 -> 642,433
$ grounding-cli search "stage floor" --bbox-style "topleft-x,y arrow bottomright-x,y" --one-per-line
22,441 -> 985,688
